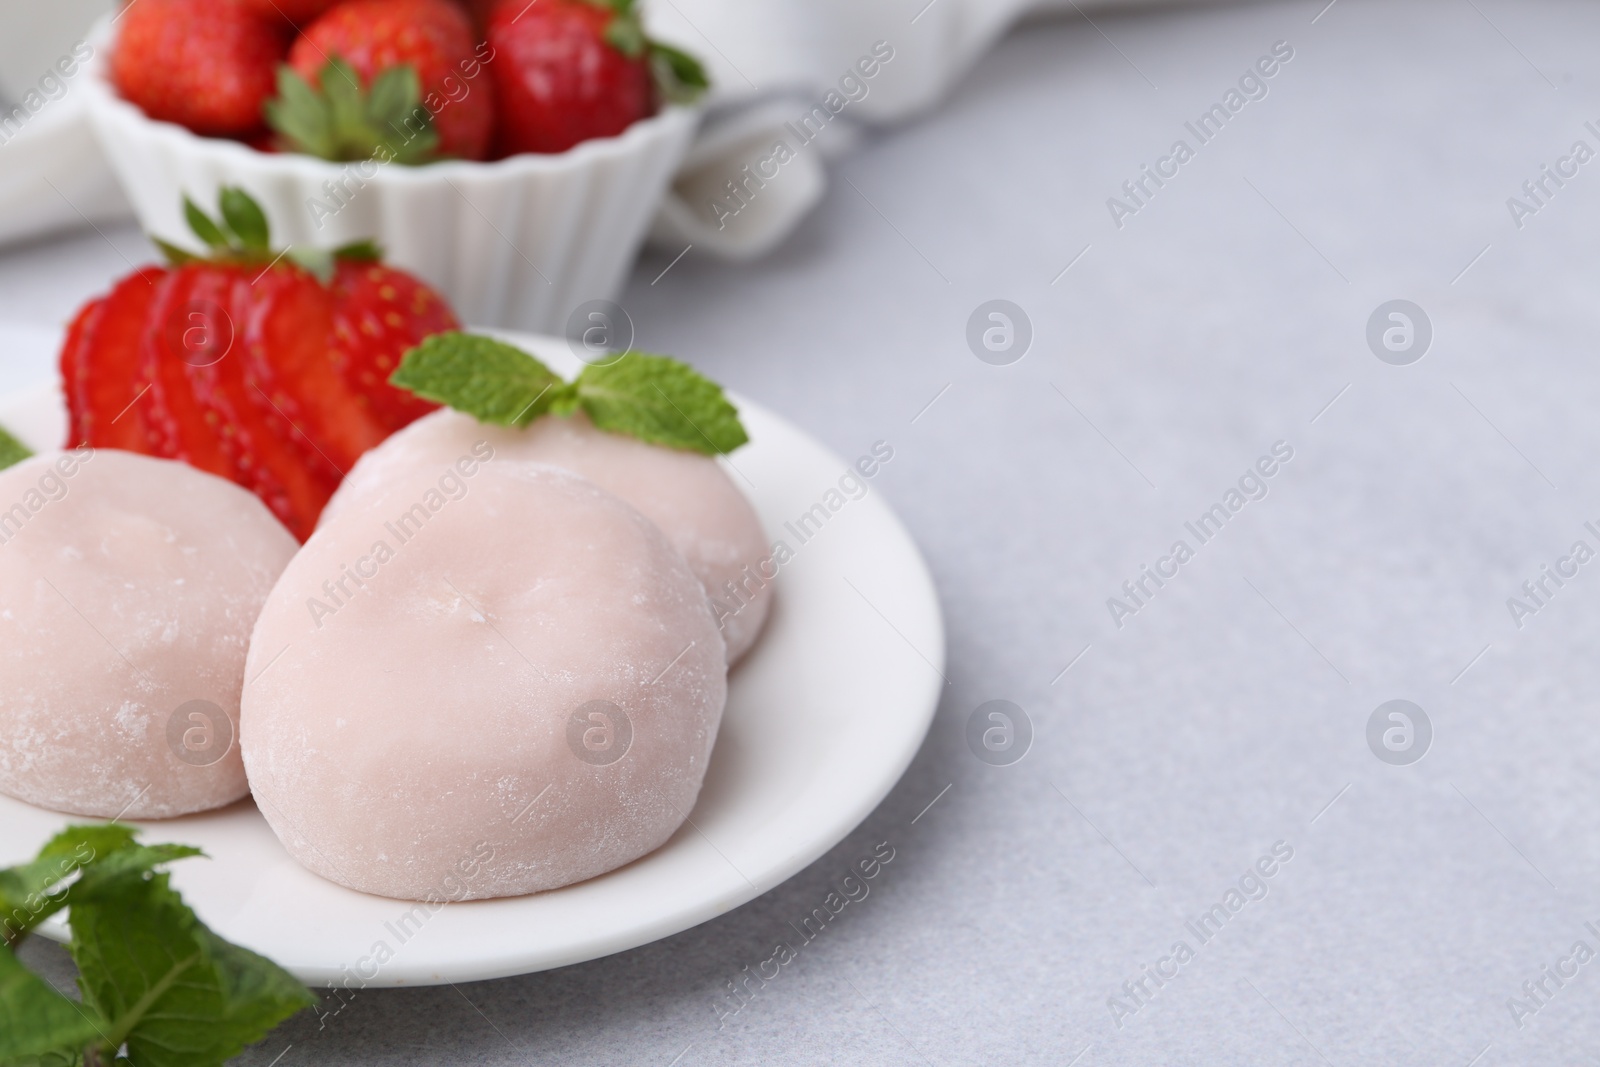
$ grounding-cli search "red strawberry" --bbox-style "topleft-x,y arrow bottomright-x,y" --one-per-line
112,0 -> 289,137
239,0 -> 340,24
60,189 -> 458,539
330,259 -> 451,430
285,0 -> 495,160
60,267 -> 167,451
486,0 -> 654,155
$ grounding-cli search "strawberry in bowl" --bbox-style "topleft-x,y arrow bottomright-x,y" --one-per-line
273,0 -> 495,162
82,0 -> 708,333
61,188 -> 457,540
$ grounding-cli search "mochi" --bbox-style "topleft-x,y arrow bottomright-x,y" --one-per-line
0,449 -> 296,819
241,459 -> 727,901
322,409 -> 772,663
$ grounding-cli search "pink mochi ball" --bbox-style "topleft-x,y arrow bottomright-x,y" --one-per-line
241,459 -> 727,901
321,409 -> 773,664
0,449 -> 296,818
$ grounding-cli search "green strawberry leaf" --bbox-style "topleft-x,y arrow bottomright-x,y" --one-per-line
368,65 -> 416,123
266,57 -> 441,165
649,42 -> 710,104
0,422 -> 32,472
333,238 -> 384,261
219,187 -> 271,253
157,188 -> 386,292
575,352 -> 746,454
589,0 -> 706,102
70,872 -> 314,1067
604,15 -> 647,58
182,197 -> 230,251
154,238 -> 201,267
173,187 -> 274,261
265,66 -> 333,158
391,332 -> 565,427
286,246 -> 336,285
0,943 -> 109,1064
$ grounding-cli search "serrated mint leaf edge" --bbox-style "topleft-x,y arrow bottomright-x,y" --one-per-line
573,354 -> 749,455
389,336 -> 751,455
390,333 -> 564,428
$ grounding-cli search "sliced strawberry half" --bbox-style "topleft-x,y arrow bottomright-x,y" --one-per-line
330,258 -> 453,431
59,187 -> 459,539
140,267 -> 239,479
244,262 -> 389,477
175,266 -> 341,539
60,266 -> 168,451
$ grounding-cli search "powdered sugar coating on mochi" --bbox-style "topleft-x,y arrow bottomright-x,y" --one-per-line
322,409 -> 772,663
0,449 -> 297,818
241,457 -> 727,901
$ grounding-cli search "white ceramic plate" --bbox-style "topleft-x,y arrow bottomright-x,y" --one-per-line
0,332 -> 944,987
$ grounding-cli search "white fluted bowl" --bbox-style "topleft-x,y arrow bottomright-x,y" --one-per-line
79,17 -> 698,332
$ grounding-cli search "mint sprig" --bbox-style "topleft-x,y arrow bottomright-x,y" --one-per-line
158,186 -> 385,285
0,825 -> 314,1066
390,332 -> 748,454
0,423 -> 32,472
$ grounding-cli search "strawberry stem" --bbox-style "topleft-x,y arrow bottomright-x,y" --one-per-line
264,57 -> 442,165
159,188 -> 387,285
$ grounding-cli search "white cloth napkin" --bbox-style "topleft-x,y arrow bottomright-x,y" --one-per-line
0,0 -> 1222,259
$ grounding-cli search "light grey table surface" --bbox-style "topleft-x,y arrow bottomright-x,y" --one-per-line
9,0 -> 1600,1062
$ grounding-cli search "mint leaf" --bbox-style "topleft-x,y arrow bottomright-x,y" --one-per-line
1,824 -> 140,947
0,826 -> 309,1066
71,872 -> 314,1067
391,332 -> 564,427
575,352 -> 747,454
0,422 -> 32,472
0,943 -> 108,1063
